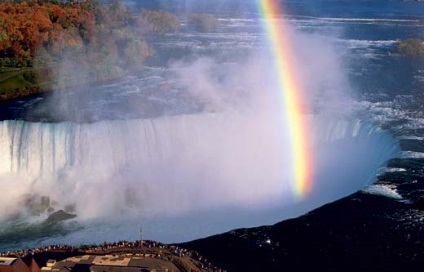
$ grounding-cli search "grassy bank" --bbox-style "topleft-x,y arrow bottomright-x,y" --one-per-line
0,67 -> 53,101
0,68 -> 34,91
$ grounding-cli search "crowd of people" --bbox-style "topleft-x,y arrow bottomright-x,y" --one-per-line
0,244 -> 77,258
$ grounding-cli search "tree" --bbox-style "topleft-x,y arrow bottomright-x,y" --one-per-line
138,9 -> 181,34
189,13 -> 220,32
396,38 -> 424,56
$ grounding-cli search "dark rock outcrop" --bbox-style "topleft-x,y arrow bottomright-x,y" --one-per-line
45,210 -> 76,224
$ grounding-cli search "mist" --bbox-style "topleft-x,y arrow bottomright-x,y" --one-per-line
126,0 -> 257,14
0,5 -> 400,247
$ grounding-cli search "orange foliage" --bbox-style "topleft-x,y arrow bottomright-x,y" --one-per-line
0,0 -> 130,61
0,0 -> 170,85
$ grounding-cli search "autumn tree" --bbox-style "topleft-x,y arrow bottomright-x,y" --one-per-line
396,38 -> 424,56
137,9 -> 181,34
189,13 -> 220,32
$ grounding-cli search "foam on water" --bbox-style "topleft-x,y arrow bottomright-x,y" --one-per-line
399,136 -> 424,141
401,151 -> 424,159
385,167 -> 407,173
362,184 -> 403,200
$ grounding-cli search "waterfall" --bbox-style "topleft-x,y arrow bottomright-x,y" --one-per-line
0,112 -> 399,242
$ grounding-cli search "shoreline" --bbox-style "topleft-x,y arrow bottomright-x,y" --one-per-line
0,66 -> 144,102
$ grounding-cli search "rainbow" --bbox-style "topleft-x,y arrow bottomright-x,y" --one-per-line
257,0 -> 312,197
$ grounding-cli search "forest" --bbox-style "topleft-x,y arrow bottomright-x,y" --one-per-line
0,0 -> 181,99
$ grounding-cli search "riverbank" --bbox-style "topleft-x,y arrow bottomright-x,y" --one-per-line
0,67 -> 45,101
0,65 -> 144,102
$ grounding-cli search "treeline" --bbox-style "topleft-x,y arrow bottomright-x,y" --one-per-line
0,0 -> 182,88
